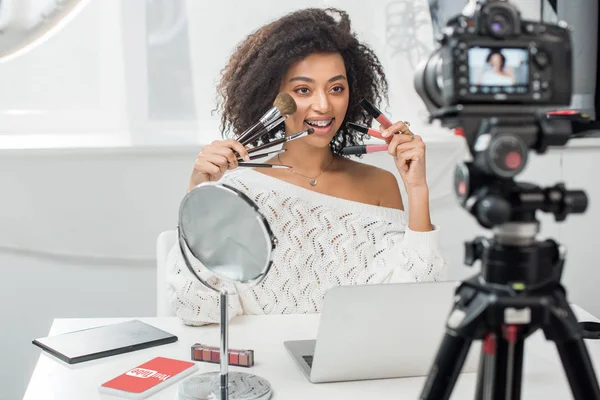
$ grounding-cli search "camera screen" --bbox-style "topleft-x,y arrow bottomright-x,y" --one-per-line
468,47 -> 529,94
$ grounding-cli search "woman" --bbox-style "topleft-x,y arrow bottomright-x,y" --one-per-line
166,8 -> 447,325
476,50 -> 515,86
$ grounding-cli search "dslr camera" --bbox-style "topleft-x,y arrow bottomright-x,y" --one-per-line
416,0 -> 572,115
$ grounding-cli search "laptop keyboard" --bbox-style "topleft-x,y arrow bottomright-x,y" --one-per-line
302,355 -> 314,368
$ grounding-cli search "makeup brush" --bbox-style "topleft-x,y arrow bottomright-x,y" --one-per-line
247,128 -> 314,155
237,162 -> 290,169
238,148 -> 285,162
238,93 -> 297,145
239,97 -> 296,145
264,115 -> 286,133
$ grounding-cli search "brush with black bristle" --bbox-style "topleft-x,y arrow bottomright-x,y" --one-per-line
238,93 -> 297,146
246,128 -> 314,155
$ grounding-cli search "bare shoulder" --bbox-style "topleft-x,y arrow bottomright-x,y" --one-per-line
338,157 -> 404,210
339,157 -> 393,181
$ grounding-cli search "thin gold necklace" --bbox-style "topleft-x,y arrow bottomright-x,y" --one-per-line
277,154 -> 335,186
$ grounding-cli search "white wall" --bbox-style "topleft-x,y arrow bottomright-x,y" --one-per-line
2,1 -> 600,400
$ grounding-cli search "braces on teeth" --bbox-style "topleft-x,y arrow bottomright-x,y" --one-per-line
306,120 -> 332,127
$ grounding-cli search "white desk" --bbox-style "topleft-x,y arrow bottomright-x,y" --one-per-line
25,306 -> 600,400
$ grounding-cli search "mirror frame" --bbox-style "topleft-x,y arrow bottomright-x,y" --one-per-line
177,182 -> 277,293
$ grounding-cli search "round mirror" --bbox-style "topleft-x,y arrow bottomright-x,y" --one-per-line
177,182 -> 275,400
178,182 -> 275,292
0,0 -> 92,63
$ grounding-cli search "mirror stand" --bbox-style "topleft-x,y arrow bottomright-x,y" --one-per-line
175,183 -> 276,400
178,292 -> 273,400
177,242 -> 273,400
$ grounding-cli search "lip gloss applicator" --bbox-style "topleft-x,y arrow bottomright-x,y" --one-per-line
360,98 -> 393,129
347,121 -> 413,143
359,98 -> 412,140
346,122 -> 389,141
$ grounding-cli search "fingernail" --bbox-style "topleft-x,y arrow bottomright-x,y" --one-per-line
382,130 -> 390,137
244,155 -> 250,162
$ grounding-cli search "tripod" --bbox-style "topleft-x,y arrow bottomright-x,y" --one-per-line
419,176 -> 600,399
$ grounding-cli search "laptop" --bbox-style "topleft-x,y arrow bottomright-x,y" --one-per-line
284,281 -> 480,383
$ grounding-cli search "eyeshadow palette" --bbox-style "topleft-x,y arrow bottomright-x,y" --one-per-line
191,343 -> 254,368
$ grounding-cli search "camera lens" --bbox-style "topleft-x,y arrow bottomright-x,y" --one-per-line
414,49 -> 445,109
488,12 -> 512,37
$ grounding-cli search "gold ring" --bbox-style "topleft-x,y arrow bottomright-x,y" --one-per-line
402,121 -> 414,140
400,129 -> 414,139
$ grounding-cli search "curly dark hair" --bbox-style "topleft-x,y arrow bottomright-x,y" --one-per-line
486,50 -> 506,69
215,7 -> 389,156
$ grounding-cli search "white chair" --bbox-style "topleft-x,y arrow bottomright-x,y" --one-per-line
156,230 -> 177,317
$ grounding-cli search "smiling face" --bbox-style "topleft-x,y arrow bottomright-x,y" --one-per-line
489,53 -> 504,70
279,52 -> 350,148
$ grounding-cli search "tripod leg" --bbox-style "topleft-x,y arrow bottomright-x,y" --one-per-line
504,328 -> 525,400
420,332 -> 473,400
475,327 -> 525,400
421,279 -> 492,399
543,292 -> 600,399
475,333 -> 499,400
555,339 -> 600,400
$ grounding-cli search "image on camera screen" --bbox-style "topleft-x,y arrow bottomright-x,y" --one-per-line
468,47 -> 529,94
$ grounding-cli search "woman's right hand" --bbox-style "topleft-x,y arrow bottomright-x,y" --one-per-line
188,139 -> 250,191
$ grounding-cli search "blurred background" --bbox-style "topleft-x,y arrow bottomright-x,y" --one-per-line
1,1 -> 598,399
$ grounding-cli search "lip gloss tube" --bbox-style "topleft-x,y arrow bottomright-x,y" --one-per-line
360,99 -> 393,129
346,122 -> 387,141
341,144 -> 389,155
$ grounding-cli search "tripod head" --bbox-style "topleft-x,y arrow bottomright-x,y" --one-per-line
453,114 -> 588,231
452,113 -> 589,286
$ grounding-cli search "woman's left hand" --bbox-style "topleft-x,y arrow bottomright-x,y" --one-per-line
381,121 -> 427,190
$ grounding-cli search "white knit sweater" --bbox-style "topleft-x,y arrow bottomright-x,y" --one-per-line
166,168 -> 447,325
